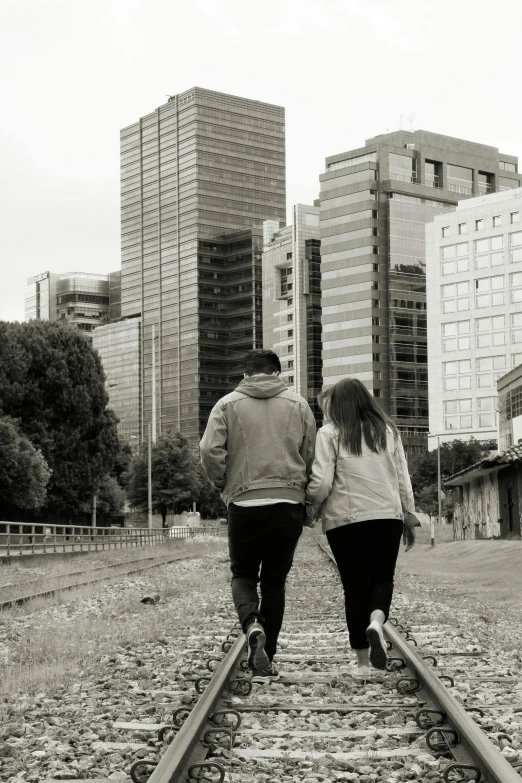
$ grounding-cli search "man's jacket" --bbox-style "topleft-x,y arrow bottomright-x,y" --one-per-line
200,375 -> 317,507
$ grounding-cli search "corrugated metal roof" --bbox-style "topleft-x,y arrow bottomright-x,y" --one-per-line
446,444 -> 522,485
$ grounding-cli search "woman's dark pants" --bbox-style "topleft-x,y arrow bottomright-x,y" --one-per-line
326,518 -> 403,649
228,502 -> 304,661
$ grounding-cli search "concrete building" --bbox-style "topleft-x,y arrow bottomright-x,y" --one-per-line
92,317 -> 142,448
427,188 -> 522,450
25,271 -> 120,336
262,204 -> 322,421
497,363 -> 522,451
119,87 -> 285,444
319,130 -> 520,456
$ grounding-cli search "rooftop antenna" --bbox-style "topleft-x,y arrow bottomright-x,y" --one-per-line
400,115 -> 403,130
408,113 -> 415,131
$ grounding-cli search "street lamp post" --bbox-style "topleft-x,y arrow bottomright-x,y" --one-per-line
436,435 -> 442,548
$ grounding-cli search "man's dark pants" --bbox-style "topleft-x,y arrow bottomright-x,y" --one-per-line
228,502 -> 304,662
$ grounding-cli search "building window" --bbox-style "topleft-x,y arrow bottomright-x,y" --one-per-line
476,315 -> 505,348
478,397 -> 496,428
475,235 -> 504,268
280,266 -> 293,297
425,160 -> 441,188
374,389 -> 381,397
444,398 -> 472,430
441,243 -> 469,275
510,232 -> 522,265
441,281 -> 470,313
373,353 -> 381,362
512,312 -> 522,343
499,177 -> 520,191
288,375 -> 294,384
287,313 -> 293,322
288,360 -> 294,369
476,355 -> 507,389
500,161 -> 517,172
287,298 -> 293,306
511,272 -> 522,303
372,317 -> 380,326
493,215 -> 502,227
288,329 -> 294,337
443,359 -> 471,391
511,212 -> 520,224
447,164 -> 473,194
287,344 -> 293,353
475,275 -> 504,308
389,153 -> 416,183
442,226 -> 450,238
478,172 -> 493,196
442,320 -> 470,352
512,353 -> 522,368
475,219 -> 484,231
286,252 -> 292,260
458,223 -> 467,235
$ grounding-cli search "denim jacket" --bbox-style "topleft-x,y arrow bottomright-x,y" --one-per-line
305,423 -> 415,533
200,375 -> 316,507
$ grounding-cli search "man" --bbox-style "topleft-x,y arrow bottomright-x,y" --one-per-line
200,349 -> 316,680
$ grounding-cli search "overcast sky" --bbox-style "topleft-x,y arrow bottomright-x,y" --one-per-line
2,0 -> 522,321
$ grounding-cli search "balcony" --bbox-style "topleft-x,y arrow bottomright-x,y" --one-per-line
390,173 -> 417,184
447,183 -> 473,195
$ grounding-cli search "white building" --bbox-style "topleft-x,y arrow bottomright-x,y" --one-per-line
262,204 -> 322,421
427,188 -> 522,450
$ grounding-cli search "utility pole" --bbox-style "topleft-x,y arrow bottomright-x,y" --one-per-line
434,436 -> 442,547
152,325 -> 157,444
147,423 -> 152,529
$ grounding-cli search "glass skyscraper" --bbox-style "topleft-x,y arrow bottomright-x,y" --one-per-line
320,130 -> 520,455
119,88 -> 285,443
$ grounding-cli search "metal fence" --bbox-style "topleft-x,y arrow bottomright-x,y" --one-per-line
0,522 -> 227,556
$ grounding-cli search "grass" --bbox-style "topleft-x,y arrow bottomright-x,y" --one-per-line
0,544 -> 229,724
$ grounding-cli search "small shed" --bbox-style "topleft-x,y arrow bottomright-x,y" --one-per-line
446,445 -> 522,540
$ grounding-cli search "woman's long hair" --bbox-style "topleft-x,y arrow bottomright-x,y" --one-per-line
318,378 -> 397,456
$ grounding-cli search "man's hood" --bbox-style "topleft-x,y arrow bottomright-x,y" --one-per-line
236,374 -> 288,399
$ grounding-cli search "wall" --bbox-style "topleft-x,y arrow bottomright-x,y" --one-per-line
452,471 -> 501,539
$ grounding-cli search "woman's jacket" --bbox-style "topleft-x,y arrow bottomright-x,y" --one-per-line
305,423 -> 415,533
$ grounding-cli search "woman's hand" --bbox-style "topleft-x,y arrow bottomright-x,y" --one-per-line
304,503 -> 318,528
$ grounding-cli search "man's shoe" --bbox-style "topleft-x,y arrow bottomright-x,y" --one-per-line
246,621 -> 269,672
251,662 -> 280,682
366,621 -> 388,670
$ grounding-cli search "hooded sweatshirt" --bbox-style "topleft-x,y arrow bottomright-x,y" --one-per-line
199,374 -> 317,506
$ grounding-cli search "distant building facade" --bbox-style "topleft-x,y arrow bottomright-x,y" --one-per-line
25,271 -> 120,337
119,87 -> 286,444
319,130 -> 520,456
262,204 -> 322,421
92,317 -> 142,448
497,363 -> 522,451
427,188 -> 522,449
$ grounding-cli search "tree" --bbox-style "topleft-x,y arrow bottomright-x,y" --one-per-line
96,475 -> 126,518
0,321 -> 120,519
410,440 -> 485,497
111,438 -> 133,489
415,482 -> 453,519
125,431 -> 201,527
197,466 -> 227,519
0,417 -> 51,514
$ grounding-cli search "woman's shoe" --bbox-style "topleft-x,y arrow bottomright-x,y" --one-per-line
347,661 -> 371,680
366,621 -> 388,670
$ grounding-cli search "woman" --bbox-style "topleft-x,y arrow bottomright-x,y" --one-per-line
306,378 -> 416,678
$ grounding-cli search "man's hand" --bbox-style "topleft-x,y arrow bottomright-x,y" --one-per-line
304,504 -> 318,528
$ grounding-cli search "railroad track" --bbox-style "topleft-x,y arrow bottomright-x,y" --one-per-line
33,534 -> 522,783
0,549 -> 212,610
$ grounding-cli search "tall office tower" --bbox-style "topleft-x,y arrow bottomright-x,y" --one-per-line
427,188 -> 522,450
92,317 -> 142,448
319,130 -> 520,456
25,271 -> 117,337
119,88 -> 285,443
262,204 -> 322,421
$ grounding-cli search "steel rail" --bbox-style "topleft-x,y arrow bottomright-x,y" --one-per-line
0,552 -> 205,610
147,633 -> 245,783
320,540 -> 522,783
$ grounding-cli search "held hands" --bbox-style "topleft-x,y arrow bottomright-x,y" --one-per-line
304,503 -> 319,529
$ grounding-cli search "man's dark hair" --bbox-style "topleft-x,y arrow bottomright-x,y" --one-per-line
244,349 -> 281,376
